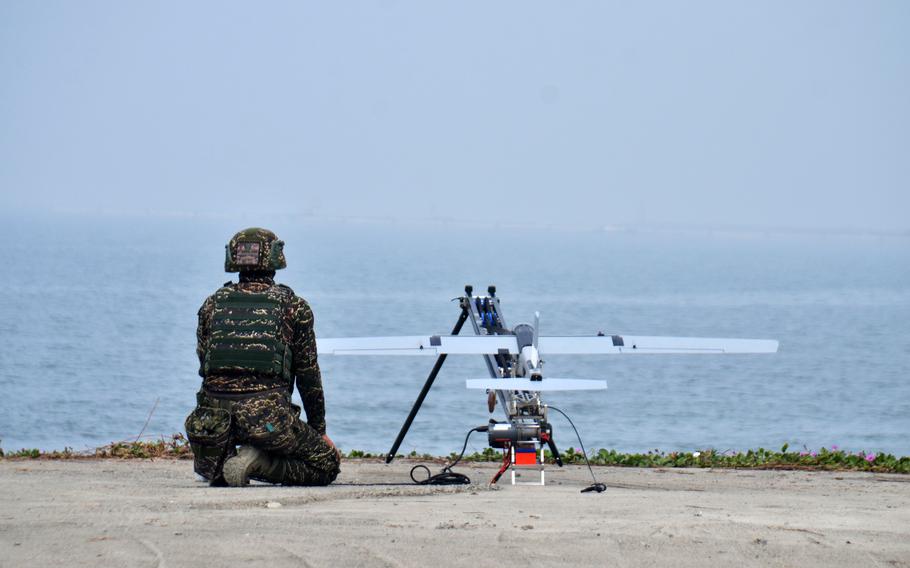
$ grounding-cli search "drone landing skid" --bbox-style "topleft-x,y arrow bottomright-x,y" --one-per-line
491,445 -> 547,486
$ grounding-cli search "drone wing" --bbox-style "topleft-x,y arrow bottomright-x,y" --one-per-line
537,335 -> 778,354
466,378 -> 607,392
317,335 -> 519,356
318,334 -> 777,355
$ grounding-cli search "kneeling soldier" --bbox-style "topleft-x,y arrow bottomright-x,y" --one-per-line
185,227 -> 340,487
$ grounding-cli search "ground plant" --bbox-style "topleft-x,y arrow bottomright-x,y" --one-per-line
2,438 -> 906,474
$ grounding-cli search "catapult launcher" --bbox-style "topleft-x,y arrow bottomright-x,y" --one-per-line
317,285 -> 778,486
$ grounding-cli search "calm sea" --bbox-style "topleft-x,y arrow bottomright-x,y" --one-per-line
1,214 -> 908,456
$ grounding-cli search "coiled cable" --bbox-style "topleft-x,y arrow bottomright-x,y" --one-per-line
409,425 -> 487,485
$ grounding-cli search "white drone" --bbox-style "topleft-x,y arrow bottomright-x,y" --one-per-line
317,285 -> 777,485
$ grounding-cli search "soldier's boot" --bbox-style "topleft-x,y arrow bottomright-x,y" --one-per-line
223,446 -> 278,487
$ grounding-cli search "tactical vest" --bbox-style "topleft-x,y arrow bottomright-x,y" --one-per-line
203,287 -> 292,380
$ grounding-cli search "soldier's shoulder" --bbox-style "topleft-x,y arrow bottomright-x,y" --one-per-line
271,282 -> 306,302
213,281 -> 236,295
199,281 -> 235,309
274,282 -> 296,296
270,282 -> 302,306
283,289 -> 314,320
197,292 -> 218,316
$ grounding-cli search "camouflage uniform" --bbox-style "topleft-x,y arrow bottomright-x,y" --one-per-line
185,228 -> 339,486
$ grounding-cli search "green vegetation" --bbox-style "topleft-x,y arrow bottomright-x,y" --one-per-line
93,434 -> 193,459
0,434 -> 193,460
546,445 -> 910,474
341,444 -> 908,474
2,438 -> 907,474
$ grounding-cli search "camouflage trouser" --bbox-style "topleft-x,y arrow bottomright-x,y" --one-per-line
185,389 -> 340,486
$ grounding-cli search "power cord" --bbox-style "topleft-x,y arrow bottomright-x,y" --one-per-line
410,425 -> 488,485
547,405 -> 606,493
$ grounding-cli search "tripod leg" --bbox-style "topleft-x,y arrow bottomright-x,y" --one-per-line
385,306 -> 468,463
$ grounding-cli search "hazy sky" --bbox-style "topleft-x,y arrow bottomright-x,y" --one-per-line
1,1 -> 908,232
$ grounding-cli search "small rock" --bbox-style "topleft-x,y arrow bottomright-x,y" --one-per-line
436,521 -> 456,530
753,538 -> 767,546
521,525 -> 534,530
266,502 -> 282,509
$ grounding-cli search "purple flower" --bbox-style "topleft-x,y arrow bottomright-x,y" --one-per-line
831,445 -> 839,451
865,453 -> 876,463
799,451 -> 808,457
810,451 -> 817,458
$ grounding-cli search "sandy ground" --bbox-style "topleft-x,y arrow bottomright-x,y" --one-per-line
0,459 -> 908,568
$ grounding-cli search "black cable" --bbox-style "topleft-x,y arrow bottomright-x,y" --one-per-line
409,464 -> 471,485
547,405 -> 606,493
409,425 -> 486,485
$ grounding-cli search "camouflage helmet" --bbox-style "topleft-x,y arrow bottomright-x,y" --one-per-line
224,227 -> 287,272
